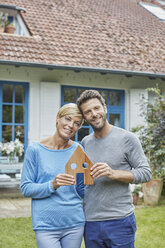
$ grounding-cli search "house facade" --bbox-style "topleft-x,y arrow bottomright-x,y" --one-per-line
1,64 -> 164,150
0,0 -> 165,151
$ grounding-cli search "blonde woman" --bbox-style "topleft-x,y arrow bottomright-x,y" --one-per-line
21,103 -> 85,248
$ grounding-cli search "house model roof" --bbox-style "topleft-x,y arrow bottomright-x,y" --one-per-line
0,0 -> 165,74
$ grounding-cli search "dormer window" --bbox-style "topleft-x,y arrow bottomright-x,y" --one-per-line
139,1 -> 165,21
0,4 -> 30,36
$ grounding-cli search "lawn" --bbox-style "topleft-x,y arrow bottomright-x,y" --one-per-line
135,206 -> 165,248
0,204 -> 165,248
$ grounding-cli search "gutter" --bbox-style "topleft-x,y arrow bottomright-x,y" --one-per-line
0,59 -> 165,79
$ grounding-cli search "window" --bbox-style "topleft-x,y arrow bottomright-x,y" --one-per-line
0,81 -> 29,151
0,4 -> 30,36
139,1 -> 165,21
61,86 -> 125,142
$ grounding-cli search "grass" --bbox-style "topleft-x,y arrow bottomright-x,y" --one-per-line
0,200 -> 165,248
0,218 -> 36,248
135,206 -> 165,248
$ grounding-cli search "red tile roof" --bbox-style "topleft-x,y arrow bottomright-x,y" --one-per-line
0,0 -> 165,74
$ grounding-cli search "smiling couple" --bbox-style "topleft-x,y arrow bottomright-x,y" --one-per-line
21,89 -> 151,248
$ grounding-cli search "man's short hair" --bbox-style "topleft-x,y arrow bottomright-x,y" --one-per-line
77,90 -> 105,111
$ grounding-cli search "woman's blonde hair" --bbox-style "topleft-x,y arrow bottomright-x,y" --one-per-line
57,103 -> 84,126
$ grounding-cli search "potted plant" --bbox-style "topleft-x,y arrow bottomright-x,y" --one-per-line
130,184 -> 143,205
0,12 -> 8,33
5,21 -> 16,34
132,86 -> 165,206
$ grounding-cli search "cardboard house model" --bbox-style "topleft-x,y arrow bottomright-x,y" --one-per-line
65,146 -> 93,185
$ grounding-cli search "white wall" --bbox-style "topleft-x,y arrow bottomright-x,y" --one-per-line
129,89 -> 148,130
40,82 -> 60,140
28,81 -> 61,143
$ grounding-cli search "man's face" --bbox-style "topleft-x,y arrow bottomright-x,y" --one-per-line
80,98 -> 107,131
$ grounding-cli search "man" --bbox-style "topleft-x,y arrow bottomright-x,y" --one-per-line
76,90 -> 152,248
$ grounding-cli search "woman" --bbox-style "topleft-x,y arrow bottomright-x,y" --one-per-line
21,103 -> 85,248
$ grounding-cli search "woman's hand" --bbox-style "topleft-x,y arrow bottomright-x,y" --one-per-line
52,173 -> 75,190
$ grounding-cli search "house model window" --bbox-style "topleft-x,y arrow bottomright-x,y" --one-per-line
0,4 -> 30,36
139,1 -> 165,21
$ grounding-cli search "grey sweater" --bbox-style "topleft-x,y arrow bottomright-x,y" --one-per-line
82,125 -> 152,221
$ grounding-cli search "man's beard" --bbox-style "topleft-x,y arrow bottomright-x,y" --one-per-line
90,115 -> 107,131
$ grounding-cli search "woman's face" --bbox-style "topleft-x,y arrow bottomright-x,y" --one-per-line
56,114 -> 82,140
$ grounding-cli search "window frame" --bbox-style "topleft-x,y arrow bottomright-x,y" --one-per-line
0,7 -> 30,36
139,2 -> 165,21
0,81 -> 29,151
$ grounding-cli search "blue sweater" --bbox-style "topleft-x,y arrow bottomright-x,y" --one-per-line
20,142 -> 85,231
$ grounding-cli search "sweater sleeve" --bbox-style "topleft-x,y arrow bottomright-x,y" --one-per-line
125,132 -> 152,184
20,145 -> 56,199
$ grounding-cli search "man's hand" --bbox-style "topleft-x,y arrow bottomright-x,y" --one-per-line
90,162 -> 115,179
52,173 -> 75,190
90,162 -> 134,183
